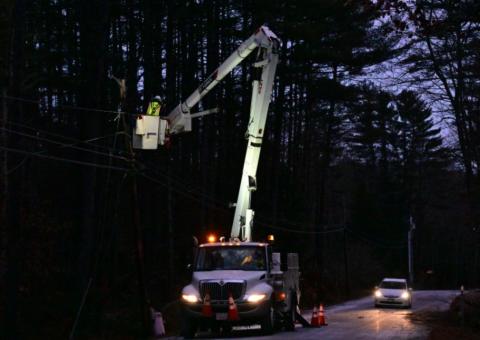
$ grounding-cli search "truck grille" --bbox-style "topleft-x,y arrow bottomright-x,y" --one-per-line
199,281 -> 245,300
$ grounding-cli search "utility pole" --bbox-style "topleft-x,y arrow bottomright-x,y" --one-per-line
1,88 -> 7,260
408,216 -> 416,286
114,76 -> 149,336
342,194 -> 349,298
167,151 -> 175,298
343,227 -> 350,298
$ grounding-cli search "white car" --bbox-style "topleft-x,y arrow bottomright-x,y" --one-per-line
374,278 -> 412,308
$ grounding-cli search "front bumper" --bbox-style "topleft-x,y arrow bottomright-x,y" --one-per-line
375,297 -> 411,307
182,299 -> 270,322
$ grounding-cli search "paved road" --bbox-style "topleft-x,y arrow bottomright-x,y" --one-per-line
184,290 -> 458,340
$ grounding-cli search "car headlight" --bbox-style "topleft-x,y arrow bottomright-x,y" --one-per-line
401,291 -> 410,300
246,293 -> 267,303
182,294 -> 199,303
374,290 -> 382,298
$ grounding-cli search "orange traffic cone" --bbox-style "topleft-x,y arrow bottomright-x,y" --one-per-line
202,292 -> 213,318
318,304 -> 328,326
227,294 -> 239,321
310,306 -> 320,327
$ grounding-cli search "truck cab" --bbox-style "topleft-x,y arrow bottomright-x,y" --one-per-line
181,239 -> 300,337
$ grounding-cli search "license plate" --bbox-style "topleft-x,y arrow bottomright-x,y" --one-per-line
216,313 -> 228,320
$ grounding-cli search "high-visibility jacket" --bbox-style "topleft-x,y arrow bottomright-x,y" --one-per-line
146,100 -> 162,116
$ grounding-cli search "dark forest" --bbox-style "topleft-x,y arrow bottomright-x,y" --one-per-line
1,0 -> 479,338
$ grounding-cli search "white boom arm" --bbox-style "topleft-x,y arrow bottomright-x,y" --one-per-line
230,45 -> 279,241
168,26 -> 280,241
167,26 -> 280,135
134,26 -> 280,242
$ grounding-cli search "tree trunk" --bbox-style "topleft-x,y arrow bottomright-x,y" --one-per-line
4,1 -> 26,337
76,0 -> 109,304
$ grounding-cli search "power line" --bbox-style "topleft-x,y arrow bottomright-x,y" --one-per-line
256,222 -> 345,235
139,172 -> 230,213
140,171 -> 353,236
0,118 -> 129,156
138,160 -> 231,209
1,94 -> 137,116
0,117 -> 412,244
0,126 -> 130,162
0,145 -> 131,172
6,156 -> 28,174
345,227 -> 407,249
0,141 -> 411,243
35,132 -> 123,155
139,160 -> 351,235
137,157 -> 410,242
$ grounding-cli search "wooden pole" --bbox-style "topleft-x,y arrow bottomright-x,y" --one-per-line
117,78 -> 149,336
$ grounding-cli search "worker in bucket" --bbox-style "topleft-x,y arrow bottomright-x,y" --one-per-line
146,95 -> 163,116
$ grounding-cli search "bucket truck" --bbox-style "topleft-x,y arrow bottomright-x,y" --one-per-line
133,26 -> 304,337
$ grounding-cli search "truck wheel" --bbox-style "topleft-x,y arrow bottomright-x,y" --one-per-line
210,321 -> 220,334
181,317 -> 197,339
221,323 -> 232,335
260,303 -> 275,335
284,294 -> 297,331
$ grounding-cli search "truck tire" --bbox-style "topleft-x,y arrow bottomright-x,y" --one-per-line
181,317 -> 197,339
221,323 -> 232,335
260,302 -> 275,335
210,321 -> 220,334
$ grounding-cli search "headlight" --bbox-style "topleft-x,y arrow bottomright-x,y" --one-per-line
182,294 -> 199,303
374,290 -> 382,298
246,294 -> 267,303
401,291 -> 410,300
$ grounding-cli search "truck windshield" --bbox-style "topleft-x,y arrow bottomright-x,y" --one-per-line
195,246 -> 266,271
380,281 -> 406,289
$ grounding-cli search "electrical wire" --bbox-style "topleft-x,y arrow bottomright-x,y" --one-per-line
0,126 -> 130,162
34,132 -> 123,155
0,126 -> 410,247
1,94 -> 137,116
0,121 -> 230,211
92,112 -> 124,277
138,161 -> 231,210
345,227 -> 407,249
140,171 -> 353,236
141,165 -> 410,242
139,172 -> 230,213
69,278 -> 92,340
256,221 -> 345,235
0,145 -> 131,172
0,141 -> 410,244
0,118 -> 126,155
138,160 -> 351,235
0,115 -> 411,244
6,156 -> 28,174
